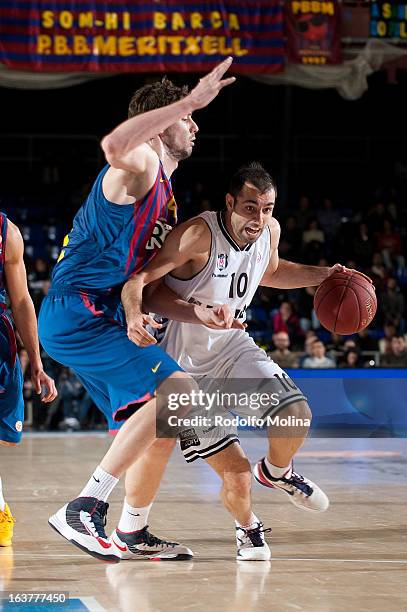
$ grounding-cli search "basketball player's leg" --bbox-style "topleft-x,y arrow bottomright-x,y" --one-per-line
40,294 -> 196,561
109,437 -> 193,561
179,424 -> 270,560
0,320 -> 23,546
227,344 -> 329,512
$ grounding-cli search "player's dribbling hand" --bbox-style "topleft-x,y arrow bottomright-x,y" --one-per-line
196,304 -> 246,331
31,369 -> 58,403
127,313 -> 162,347
188,57 -> 236,111
329,263 -> 373,285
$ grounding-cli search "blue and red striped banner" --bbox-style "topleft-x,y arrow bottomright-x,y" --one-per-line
0,0 -> 284,73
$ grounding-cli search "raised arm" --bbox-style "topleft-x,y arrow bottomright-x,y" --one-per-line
4,222 -> 57,402
101,57 -> 235,173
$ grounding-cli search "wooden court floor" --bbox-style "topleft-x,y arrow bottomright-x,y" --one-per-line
0,434 -> 406,612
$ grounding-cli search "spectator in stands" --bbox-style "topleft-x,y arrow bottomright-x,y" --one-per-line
379,277 -> 405,331
379,322 -> 397,355
293,194 -> 313,231
58,367 -> 93,431
302,219 -> 326,264
339,349 -> 361,369
303,340 -> 336,369
366,201 -> 392,234
352,223 -> 374,268
268,332 -> 299,369
28,258 -> 51,313
317,197 -> 341,239
278,216 -> 302,261
295,285 -> 317,332
299,333 -> 318,366
302,219 -> 325,246
380,336 -> 407,368
376,220 -> 404,274
356,328 -> 379,353
368,252 -> 389,292
271,301 -> 305,349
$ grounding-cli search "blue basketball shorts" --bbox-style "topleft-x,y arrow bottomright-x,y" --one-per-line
38,290 -> 183,433
0,313 -> 24,444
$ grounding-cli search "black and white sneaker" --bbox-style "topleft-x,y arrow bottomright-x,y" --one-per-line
48,497 -> 120,563
253,459 -> 329,512
236,522 -> 271,561
110,527 -> 193,561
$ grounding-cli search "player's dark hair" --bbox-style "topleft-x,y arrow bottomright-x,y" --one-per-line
128,77 -> 189,118
228,161 -> 277,199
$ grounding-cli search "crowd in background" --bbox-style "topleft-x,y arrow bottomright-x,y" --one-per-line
6,183 -> 407,431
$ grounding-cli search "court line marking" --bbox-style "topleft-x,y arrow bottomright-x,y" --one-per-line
269,558 -> 407,564
79,597 -> 106,612
297,451 -> 402,458
4,553 -> 407,564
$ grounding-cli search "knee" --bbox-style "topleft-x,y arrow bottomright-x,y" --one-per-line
0,440 -> 19,447
159,372 -> 200,417
279,400 -> 312,422
223,470 -> 252,498
149,437 -> 176,456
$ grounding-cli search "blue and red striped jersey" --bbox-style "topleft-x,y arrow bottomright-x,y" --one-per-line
0,213 -> 8,307
51,162 -> 177,295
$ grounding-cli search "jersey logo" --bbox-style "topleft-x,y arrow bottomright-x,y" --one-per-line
151,361 -> 162,374
145,218 -> 172,251
216,253 -> 228,271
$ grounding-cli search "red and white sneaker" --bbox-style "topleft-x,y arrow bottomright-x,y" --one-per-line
253,459 -> 329,512
110,527 -> 193,561
48,497 -> 120,563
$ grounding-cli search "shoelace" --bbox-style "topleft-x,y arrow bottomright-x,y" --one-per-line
0,512 -> 14,526
284,471 -> 313,497
90,501 -> 109,539
242,525 -> 272,548
139,526 -> 176,548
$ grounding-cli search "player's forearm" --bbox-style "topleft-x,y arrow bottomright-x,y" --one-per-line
264,259 -> 330,289
10,296 -> 42,369
102,97 -> 193,159
122,277 -> 145,321
144,283 -> 204,324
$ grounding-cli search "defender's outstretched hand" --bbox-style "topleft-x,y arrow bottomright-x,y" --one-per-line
127,313 -> 162,347
195,304 -> 246,331
188,57 -> 236,111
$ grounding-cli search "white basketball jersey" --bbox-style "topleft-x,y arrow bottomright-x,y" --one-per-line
159,211 -> 271,377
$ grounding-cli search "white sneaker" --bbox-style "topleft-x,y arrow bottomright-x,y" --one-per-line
49,497 -> 120,563
236,522 -> 271,561
110,527 -> 193,561
253,459 -> 329,513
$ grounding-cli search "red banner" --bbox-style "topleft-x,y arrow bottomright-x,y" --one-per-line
285,0 -> 341,65
0,0 -> 284,74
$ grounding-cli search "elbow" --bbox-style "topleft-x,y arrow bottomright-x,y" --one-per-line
101,134 -> 125,167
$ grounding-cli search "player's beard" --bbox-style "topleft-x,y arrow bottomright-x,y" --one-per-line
161,132 -> 193,162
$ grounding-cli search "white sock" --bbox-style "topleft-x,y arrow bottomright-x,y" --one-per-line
0,477 -> 5,512
118,499 -> 152,533
78,466 -> 119,502
235,512 -> 260,530
264,458 -> 292,480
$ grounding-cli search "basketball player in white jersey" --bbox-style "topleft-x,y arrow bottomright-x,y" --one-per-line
121,162 -> 360,560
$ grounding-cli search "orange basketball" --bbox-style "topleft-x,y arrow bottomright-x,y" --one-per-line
314,271 -> 377,335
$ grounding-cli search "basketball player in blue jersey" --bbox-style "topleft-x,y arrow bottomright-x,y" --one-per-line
0,213 -> 57,547
39,58 -> 239,562
122,163 -> 371,559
